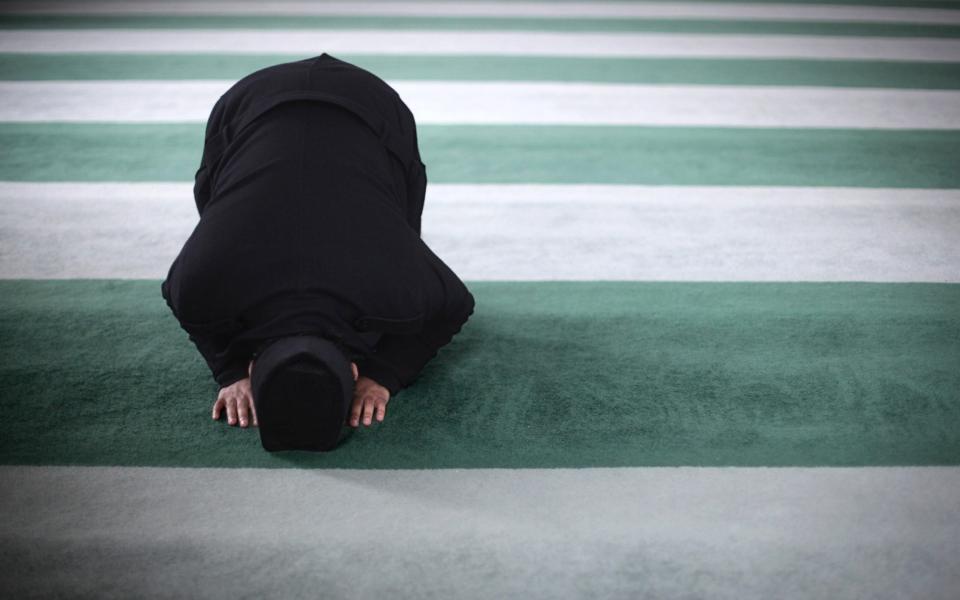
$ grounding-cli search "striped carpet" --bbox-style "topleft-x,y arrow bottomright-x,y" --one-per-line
1,1 -> 958,598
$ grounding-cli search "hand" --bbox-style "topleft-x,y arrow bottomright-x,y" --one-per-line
212,360 -> 258,428
349,375 -> 390,427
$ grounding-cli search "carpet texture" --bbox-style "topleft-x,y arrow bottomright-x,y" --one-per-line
3,55 -> 960,88
3,123 -> 960,186
2,280 -> 957,469
2,0 -> 959,597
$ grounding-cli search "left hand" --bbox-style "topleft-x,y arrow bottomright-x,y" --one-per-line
349,376 -> 390,427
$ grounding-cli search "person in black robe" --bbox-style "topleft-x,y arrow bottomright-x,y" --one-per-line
160,53 -> 475,451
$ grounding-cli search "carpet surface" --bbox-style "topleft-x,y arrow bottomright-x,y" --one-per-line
2,280 -> 958,468
3,123 -> 960,186
3,54 -> 960,88
1,0 -> 958,598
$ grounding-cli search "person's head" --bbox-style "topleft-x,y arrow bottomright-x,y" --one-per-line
249,335 -> 358,452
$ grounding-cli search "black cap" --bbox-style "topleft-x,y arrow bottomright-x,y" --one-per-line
250,335 -> 354,452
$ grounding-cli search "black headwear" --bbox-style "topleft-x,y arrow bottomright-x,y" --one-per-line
250,334 -> 354,452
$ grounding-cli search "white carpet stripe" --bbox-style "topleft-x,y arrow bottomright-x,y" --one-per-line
1,30 -> 958,62
4,80 -> 959,129
1,465 -> 957,599
2,182 -> 957,282
4,1 -> 960,25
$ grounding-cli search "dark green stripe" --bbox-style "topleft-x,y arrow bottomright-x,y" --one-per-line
4,54 -> 960,89
2,123 -> 958,187
2,14 -> 959,37
1,280 -> 957,468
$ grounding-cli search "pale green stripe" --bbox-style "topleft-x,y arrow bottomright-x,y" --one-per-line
1,123 -> 958,188
3,54 -> 960,89
2,14 -> 960,37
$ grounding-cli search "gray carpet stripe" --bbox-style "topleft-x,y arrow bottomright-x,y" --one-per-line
2,182 -> 957,282
1,465 -> 957,600
3,81 -> 960,129
2,30 -> 959,62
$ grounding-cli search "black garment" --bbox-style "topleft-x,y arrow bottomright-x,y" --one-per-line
160,53 -> 475,396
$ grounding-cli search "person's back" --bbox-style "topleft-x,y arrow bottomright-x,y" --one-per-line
161,54 -> 475,451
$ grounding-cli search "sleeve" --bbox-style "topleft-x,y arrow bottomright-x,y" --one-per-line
189,333 -> 249,389
193,95 -> 229,216
356,240 -> 475,396
193,156 -> 213,217
405,158 -> 426,237
172,97 -> 249,387
161,276 -> 249,389
400,100 -> 426,237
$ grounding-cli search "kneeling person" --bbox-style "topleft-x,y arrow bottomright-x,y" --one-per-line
161,54 -> 475,452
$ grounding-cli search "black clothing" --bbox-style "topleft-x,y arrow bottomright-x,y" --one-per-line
160,53 -> 475,395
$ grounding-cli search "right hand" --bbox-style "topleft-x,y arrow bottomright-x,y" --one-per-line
349,375 -> 390,427
212,361 -> 258,428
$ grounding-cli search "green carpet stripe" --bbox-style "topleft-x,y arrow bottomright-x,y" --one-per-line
4,54 -> 960,89
2,123 -> 957,187
0,280 -> 957,468
2,15 -> 959,37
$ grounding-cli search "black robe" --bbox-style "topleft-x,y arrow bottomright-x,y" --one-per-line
160,53 -> 475,396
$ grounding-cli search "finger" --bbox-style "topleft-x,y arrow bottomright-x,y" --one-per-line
362,396 -> 375,425
212,397 -> 224,420
237,396 -> 249,427
349,396 -> 364,427
375,399 -> 388,422
226,397 -> 238,426
249,397 -> 259,427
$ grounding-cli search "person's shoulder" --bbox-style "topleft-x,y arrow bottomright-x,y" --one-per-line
315,54 -> 402,100
203,57 -> 319,137
220,57 -> 317,104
